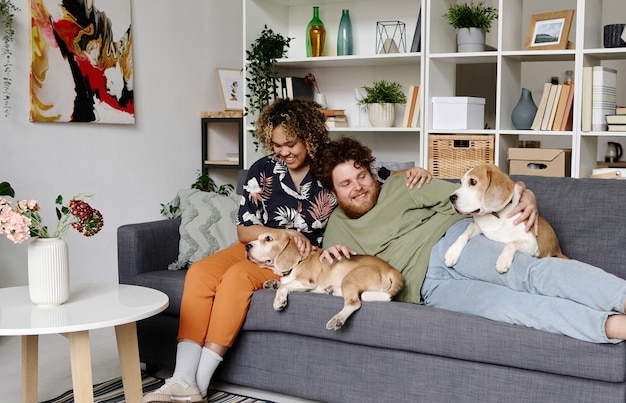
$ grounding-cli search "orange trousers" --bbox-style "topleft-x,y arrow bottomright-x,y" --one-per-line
177,241 -> 280,347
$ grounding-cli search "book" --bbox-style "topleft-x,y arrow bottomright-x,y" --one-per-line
325,120 -> 349,128
607,124 -> 626,132
531,82 -> 551,130
616,107 -> 626,114
606,114 -> 626,124
402,85 -> 420,127
592,66 -> 617,131
581,66 -> 593,132
539,84 -> 558,131
544,84 -> 562,131
280,77 -> 314,100
323,109 -> 346,117
559,82 -> 575,131
326,116 -> 348,122
410,8 -> 421,52
552,83 -> 571,131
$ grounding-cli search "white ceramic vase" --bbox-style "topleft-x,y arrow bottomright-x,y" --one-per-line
27,237 -> 70,307
457,27 -> 486,52
367,103 -> 395,127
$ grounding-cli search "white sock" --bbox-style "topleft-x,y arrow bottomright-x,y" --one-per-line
196,347 -> 223,394
172,341 -> 202,386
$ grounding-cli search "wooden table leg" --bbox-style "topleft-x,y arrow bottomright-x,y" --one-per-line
115,322 -> 143,403
21,335 -> 38,403
64,331 -> 95,403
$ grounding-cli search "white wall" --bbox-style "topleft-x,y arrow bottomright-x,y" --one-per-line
0,0 -> 243,286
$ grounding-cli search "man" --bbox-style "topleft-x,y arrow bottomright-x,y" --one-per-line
311,137 -> 626,343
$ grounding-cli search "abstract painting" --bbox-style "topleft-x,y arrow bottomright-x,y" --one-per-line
30,0 -> 134,123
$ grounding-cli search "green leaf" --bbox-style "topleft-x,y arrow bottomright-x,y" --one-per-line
0,181 -> 15,197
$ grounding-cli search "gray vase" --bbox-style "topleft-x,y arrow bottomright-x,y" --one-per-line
511,88 -> 538,130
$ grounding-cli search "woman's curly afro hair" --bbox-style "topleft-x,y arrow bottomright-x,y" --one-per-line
255,98 -> 330,159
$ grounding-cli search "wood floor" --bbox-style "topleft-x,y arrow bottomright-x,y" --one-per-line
0,328 -> 314,402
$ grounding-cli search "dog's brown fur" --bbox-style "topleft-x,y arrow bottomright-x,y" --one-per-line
245,230 -> 403,330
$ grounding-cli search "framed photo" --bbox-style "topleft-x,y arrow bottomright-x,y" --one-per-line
524,10 -> 575,51
216,68 -> 243,110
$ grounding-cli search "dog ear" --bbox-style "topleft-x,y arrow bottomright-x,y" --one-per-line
273,237 -> 303,272
482,164 -> 514,212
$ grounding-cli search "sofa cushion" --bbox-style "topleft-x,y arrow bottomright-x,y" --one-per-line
169,189 -> 239,270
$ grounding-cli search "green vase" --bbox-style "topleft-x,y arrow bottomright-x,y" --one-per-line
306,6 -> 325,57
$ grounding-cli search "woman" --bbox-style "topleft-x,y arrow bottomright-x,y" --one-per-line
143,98 -> 431,403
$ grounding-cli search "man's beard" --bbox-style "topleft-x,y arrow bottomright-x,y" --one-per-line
337,180 -> 381,219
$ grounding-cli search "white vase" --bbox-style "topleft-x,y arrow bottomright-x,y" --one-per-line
367,103 -> 395,127
457,27 -> 486,52
27,237 -> 70,307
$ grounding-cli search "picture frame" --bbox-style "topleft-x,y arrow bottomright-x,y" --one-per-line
524,9 -> 575,51
216,68 -> 243,110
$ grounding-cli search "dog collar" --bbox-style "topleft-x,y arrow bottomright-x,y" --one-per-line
281,256 -> 307,277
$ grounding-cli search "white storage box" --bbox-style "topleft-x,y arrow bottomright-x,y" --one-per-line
432,97 -> 485,130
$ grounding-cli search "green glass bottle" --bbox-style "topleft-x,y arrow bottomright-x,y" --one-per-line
306,6 -> 325,57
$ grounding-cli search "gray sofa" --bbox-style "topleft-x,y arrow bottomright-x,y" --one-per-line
118,175 -> 626,403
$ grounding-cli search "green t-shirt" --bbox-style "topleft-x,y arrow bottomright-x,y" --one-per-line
322,176 -> 465,303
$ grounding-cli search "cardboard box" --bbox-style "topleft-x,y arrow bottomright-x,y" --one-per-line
432,97 -> 485,130
508,148 -> 571,177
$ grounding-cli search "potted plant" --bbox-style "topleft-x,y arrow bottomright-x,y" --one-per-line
0,0 -> 19,117
245,25 -> 291,129
443,1 -> 498,52
357,79 -> 407,127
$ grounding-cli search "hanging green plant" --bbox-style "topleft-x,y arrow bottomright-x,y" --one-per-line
0,0 -> 19,117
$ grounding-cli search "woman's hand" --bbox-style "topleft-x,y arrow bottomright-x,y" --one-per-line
319,244 -> 357,264
287,229 -> 315,257
393,167 -> 433,189
508,183 -> 538,235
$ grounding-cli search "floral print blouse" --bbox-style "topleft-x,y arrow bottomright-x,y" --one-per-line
237,156 -> 336,247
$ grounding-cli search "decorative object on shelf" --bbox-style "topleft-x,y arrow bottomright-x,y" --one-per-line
304,73 -> 326,107
357,80 -> 407,127
245,25 -> 291,122
410,8 -> 422,53
215,68 -> 243,111
605,142 -> 623,163
0,0 -> 19,117
27,237 -> 70,307
524,9 -> 575,51
564,70 -> 574,85
376,21 -> 406,54
30,0 -> 134,123
337,9 -> 353,56
0,188 -> 104,306
443,1 -> 497,52
306,6 -> 326,57
511,88 -> 538,130
603,24 -> 626,48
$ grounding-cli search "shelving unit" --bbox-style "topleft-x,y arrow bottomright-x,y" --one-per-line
243,0 -> 626,178
201,116 -> 244,176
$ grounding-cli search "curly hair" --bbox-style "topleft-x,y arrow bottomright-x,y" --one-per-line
311,136 -> 376,190
255,98 -> 329,159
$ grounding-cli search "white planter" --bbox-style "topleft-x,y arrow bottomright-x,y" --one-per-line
457,27 -> 486,52
28,237 -> 70,307
367,103 -> 395,127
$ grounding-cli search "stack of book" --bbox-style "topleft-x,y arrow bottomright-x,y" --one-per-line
581,66 -> 618,132
531,81 -> 575,131
324,109 -> 348,128
606,107 -> 626,132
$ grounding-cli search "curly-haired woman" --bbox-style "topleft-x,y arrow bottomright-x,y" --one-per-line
143,98 -> 431,403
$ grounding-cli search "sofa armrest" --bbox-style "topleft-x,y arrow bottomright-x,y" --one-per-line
117,218 -> 181,284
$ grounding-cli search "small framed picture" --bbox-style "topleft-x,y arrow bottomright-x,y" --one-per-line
216,68 -> 243,110
524,10 -> 574,51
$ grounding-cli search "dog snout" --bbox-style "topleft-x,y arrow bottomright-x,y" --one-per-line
450,194 -> 457,204
245,243 -> 253,251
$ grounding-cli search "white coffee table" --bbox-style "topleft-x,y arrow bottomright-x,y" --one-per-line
0,283 -> 169,403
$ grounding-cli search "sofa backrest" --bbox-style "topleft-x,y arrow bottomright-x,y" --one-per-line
511,175 -> 626,279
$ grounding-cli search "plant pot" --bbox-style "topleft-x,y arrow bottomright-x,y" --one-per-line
28,237 -> 70,307
457,27 -> 485,52
367,103 -> 395,127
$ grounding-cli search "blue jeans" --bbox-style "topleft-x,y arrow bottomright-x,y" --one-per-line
422,218 -> 626,343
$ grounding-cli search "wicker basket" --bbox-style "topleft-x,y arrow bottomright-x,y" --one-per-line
429,135 -> 495,179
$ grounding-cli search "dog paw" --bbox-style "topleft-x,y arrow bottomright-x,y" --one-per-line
324,285 -> 335,295
326,316 -> 345,330
444,247 -> 460,267
263,279 -> 279,289
495,256 -> 512,273
273,296 -> 287,311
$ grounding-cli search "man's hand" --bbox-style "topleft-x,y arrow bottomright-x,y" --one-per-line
509,183 -> 538,235
319,244 -> 357,264
392,166 -> 433,189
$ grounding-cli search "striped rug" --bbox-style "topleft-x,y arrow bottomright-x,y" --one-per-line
40,372 -> 274,403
